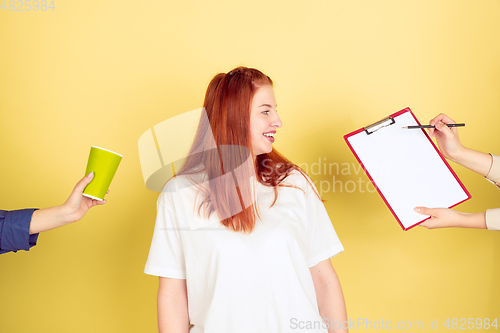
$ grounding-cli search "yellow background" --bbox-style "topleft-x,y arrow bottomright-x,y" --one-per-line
1,1 -> 499,332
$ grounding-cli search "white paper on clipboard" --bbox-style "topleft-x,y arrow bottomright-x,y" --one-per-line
344,108 -> 471,230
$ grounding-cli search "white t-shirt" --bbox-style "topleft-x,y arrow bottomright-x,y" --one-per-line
144,170 -> 344,333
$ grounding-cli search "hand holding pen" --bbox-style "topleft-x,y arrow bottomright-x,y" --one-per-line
403,123 -> 465,129
422,113 -> 465,162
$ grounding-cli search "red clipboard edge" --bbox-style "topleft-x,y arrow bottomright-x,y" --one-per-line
343,107 -> 472,231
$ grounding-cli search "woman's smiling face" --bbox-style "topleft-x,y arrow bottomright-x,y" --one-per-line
249,85 -> 282,157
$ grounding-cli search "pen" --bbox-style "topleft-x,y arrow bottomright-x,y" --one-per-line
403,123 -> 465,129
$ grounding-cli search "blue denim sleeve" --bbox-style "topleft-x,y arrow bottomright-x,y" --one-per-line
0,209 -> 39,254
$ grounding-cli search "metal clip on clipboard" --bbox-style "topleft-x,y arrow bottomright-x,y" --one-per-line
364,117 -> 395,135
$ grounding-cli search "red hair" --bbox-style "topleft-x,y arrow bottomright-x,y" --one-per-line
177,66 -> 315,233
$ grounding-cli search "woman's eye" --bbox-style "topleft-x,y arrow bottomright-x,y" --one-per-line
262,111 -> 270,115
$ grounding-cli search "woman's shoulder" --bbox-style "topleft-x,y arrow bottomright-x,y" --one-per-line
281,169 -> 316,193
162,172 -> 206,191
282,169 -> 310,182
158,173 -> 206,204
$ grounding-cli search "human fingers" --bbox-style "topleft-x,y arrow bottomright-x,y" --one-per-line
429,114 -> 456,137
415,207 -> 441,229
428,119 -> 436,137
414,206 -> 437,216
418,219 -> 434,229
95,199 -> 107,205
429,113 -> 456,126
434,122 -> 456,140
88,190 -> 108,207
73,172 -> 94,194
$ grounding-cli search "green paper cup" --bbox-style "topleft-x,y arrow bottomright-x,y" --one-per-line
83,146 -> 123,201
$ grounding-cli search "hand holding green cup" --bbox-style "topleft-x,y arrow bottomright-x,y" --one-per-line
83,146 -> 123,201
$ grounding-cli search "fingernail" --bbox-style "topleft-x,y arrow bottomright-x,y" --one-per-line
87,171 -> 94,178
415,207 -> 420,212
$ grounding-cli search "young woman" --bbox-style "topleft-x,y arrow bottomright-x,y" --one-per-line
145,67 -> 348,332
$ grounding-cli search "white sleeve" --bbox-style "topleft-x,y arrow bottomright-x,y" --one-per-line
144,193 -> 186,279
305,179 -> 344,268
486,208 -> 500,231
485,154 -> 500,189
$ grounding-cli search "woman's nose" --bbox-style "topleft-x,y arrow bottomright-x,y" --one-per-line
272,113 -> 282,128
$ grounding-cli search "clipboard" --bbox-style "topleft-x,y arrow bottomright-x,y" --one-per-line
344,107 -> 471,230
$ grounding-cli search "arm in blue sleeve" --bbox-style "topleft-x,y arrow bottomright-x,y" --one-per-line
0,209 -> 39,254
